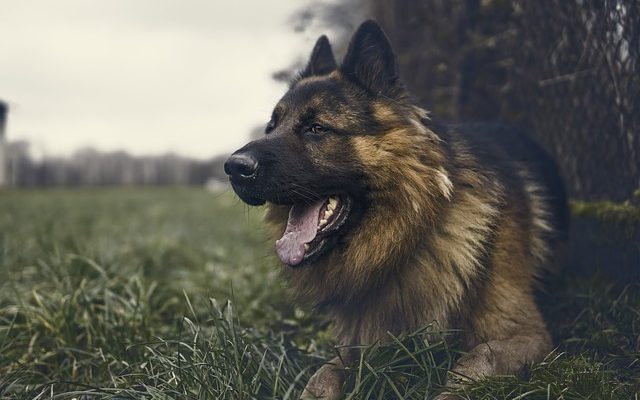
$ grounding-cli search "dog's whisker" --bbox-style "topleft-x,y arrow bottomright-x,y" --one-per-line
290,183 -> 321,202
290,188 -> 316,203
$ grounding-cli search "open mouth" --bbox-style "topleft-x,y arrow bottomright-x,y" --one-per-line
275,194 -> 352,267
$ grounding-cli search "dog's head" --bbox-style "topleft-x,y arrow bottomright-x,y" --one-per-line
225,21 -> 449,272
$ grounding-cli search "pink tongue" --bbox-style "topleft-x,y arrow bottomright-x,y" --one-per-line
275,198 -> 326,266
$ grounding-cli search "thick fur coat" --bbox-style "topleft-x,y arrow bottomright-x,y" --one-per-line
225,20 -> 568,399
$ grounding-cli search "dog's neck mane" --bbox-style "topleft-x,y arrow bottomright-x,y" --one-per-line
266,104 -> 503,344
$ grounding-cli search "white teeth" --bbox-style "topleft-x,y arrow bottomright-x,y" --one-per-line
304,244 -> 309,251
328,197 -> 338,210
324,208 -> 334,219
318,196 -> 338,229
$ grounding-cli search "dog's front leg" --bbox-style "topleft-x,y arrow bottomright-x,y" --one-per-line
437,331 -> 551,399
300,347 -> 356,400
300,356 -> 346,400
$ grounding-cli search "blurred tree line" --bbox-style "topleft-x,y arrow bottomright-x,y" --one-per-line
310,0 -> 638,202
5,140 -> 228,187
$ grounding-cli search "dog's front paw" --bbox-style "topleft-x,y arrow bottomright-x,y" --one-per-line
300,360 -> 345,400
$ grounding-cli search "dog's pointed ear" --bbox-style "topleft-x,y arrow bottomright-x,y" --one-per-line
301,35 -> 337,78
340,20 -> 398,94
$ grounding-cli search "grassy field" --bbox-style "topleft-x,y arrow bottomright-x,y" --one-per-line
0,188 -> 638,399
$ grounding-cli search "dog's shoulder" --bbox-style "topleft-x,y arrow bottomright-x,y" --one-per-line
433,119 -> 569,240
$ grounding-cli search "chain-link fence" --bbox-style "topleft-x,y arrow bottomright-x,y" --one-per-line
369,0 -> 639,201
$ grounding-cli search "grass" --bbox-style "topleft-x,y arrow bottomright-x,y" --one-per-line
0,188 -> 638,399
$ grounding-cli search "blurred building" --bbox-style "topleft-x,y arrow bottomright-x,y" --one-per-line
0,100 -> 7,187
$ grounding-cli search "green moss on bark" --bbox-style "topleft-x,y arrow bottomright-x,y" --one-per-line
571,200 -> 640,237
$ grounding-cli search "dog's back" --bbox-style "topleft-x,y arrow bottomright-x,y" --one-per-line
442,121 -> 569,245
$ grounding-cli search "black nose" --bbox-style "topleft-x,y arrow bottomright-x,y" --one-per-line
224,153 -> 259,179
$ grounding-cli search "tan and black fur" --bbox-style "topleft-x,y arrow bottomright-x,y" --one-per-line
225,20 -> 568,399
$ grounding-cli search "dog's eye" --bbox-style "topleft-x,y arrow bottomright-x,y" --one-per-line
308,123 -> 329,135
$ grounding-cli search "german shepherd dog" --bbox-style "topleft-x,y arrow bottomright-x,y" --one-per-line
225,20 -> 568,399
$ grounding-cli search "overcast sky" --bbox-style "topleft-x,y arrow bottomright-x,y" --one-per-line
0,0 -> 328,159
